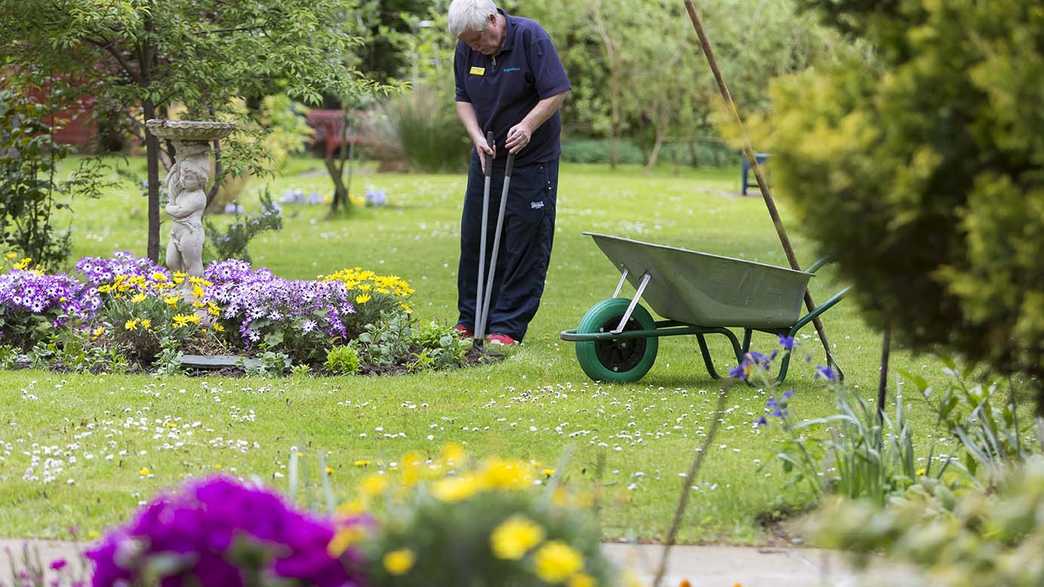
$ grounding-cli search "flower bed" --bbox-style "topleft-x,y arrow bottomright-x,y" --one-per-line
0,254 -> 471,376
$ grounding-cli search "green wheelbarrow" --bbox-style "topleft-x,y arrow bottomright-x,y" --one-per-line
560,233 -> 849,384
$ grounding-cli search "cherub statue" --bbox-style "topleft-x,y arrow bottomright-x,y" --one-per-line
164,153 -> 209,280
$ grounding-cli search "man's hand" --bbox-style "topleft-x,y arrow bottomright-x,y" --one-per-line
505,122 -> 533,154
474,134 -> 496,174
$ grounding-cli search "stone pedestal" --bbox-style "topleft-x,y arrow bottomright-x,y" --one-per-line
145,120 -> 235,287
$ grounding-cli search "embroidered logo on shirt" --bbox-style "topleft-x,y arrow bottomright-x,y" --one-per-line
469,66 -> 485,76
531,201 -> 545,209
503,67 -> 521,73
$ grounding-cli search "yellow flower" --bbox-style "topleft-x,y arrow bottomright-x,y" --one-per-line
13,257 -> 32,270
124,319 -> 139,331
355,294 -> 371,305
401,451 -> 425,487
490,516 -> 545,560
327,525 -> 367,557
569,573 -> 597,587
192,285 -> 205,299
359,473 -> 388,497
207,303 -> 221,316
212,323 -> 225,333
336,499 -> 366,516
98,284 -> 113,294
91,326 -> 106,339
432,473 -> 484,502
140,319 -> 152,330
383,549 -> 415,575
353,459 -> 371,468
172,314 -> 192,328
534,542 -> 584,583
543,468 -> 556,479
131,293 -> 146,304
164,295 -> 179,307
138,467 -> 151,477
480,457 -> 533,490
152,272 -> 168,282
4,251 -> 17,260
325,465 -> 335,476
440,443 -> 466,467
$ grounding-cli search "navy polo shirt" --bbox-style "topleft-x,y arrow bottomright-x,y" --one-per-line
454,9 -> 571,168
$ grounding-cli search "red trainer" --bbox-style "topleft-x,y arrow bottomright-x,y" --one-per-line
486,333 -> 518,346
453,324 -> 473,338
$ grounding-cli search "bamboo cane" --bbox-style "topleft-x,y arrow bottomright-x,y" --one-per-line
681,0 -> 838,369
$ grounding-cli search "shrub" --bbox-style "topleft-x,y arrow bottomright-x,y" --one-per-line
814,456 -> 1044,587
324,345 -> 360,375
321,267 -> 414,335
0,89 -> 106,270
388,84 -> 470,173
0,257 -> 99,349
560,138 -> 645,165
764,0 -> 1044,406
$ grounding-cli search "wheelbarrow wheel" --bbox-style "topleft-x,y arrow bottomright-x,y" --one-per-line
575,298 -> 658,383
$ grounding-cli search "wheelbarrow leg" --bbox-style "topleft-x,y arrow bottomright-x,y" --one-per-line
612,268 -> 629,298
695,333 -> 722,379
613,272 -> 652,334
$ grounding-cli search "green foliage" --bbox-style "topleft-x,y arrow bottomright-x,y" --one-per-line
409,320 -> 470,372
244,350 -> 293,377
766,379 -> 918,504
902,358 -> 1034,486
813,456 -> 1044,587
0,89 -> 105,270
0,344 -> 17,370
52,328 -> 129,374
204,190 -> 284,263
389,84 -> 470,173
324,344 -> 361,375
561,139 -> 645,166
764,0 -> 1044,402
350,314 -> 469,374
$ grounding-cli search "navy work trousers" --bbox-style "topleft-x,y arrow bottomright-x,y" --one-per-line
457,154 -> 559,342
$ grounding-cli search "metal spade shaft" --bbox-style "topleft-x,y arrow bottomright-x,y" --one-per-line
477,151 -> 516,343
474,131 -> 495,347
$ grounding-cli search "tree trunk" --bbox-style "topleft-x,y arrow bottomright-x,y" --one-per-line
645,122 -> 665,169
324,157 -> 349,213
329,112 -> 353,214
143,100 -> 161,262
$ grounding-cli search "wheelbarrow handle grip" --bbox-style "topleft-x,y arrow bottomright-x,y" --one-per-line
484,131 -> 495,177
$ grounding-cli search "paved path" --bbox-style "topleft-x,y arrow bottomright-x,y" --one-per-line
1,539 -> 885,586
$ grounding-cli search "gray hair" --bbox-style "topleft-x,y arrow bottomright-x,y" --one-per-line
448,0 -> 497,37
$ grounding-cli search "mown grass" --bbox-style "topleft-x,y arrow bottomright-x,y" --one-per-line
0,157 -> 958,542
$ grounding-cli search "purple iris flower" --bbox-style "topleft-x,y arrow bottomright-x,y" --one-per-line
778,335 -> 795,350
816,365 -> 838,382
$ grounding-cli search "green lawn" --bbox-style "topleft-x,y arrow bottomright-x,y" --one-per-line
0,157 -> 956,543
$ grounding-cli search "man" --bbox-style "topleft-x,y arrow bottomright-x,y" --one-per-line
449,0 -> 571,346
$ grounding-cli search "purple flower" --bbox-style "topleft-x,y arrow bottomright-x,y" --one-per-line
755,416 -> 768,427
778,335 -> 795,350
816,365 -> 838,382
86,476 -> 368,587
783,389 -> 795,400
49,558 -> 67,571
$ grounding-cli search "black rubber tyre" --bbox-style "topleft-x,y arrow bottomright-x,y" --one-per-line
574,298 -> 658,383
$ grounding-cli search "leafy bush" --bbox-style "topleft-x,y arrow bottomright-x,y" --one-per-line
814,456 -> 1044,587
0,89 -> 106,270
763,0 -> 1044,405
388,84 -> 470,173
324,344 -> 360,375
560,138 -> 645,165
204,190 -> 284,263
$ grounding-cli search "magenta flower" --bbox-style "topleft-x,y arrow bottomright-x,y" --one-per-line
86,476 -> 368,587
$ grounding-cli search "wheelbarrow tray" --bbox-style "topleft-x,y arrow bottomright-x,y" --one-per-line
586,232 -> 812,329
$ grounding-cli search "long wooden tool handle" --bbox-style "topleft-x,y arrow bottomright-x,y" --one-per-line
681,0 -> 837,368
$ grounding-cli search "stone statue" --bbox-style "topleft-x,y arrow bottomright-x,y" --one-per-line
145,119 -> 235,291
164,144 -> 210,278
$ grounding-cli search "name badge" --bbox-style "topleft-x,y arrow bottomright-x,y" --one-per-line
469,66 -> 485,76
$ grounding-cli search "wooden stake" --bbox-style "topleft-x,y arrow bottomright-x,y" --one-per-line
682,0 -> 838,369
